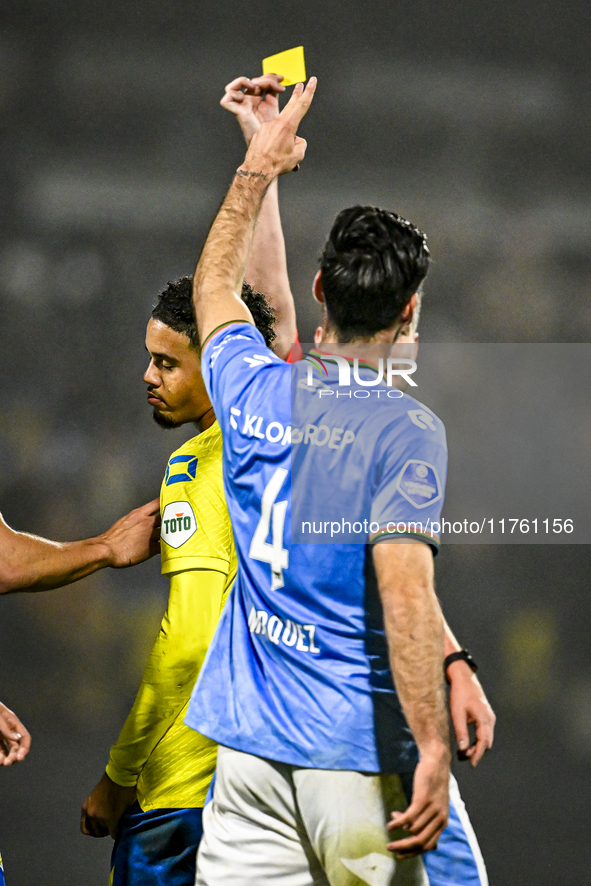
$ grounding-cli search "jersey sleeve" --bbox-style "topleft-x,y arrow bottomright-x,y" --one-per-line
369,409 -> 448,552
159,433 -> 233,577
106,568 -> 227,787
201,322 -> 290,443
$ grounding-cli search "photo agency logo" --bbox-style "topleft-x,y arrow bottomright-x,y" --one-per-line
303,352 -> 417,398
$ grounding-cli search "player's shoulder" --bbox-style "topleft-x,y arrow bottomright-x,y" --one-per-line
167,434 -> 200,464
205,321 -> 273,363
167,423 -> 222,462
205,322 -> 288,382
391,392 -> 446,445
163,424 -> 224,492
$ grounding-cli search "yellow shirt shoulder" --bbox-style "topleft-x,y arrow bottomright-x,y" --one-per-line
160,422 -> 231,576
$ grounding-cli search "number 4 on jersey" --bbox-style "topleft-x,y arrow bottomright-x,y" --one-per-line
249,468 -> 289,590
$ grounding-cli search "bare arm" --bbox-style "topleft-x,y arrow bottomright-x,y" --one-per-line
246,179 -> 296,359
0,499 -> 160,594
221,75 -> 297,358
193,79 -> 316,347
444,621 -> 496,767
372,541 -> 450,858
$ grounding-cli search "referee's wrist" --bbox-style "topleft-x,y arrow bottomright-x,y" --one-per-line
444,649 -> 478,683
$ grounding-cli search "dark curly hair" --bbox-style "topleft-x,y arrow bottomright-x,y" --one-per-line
151,276 -> 276,348
320,206 -> 430,341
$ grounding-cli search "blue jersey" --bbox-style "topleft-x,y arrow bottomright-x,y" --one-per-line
185,323 -> 447,772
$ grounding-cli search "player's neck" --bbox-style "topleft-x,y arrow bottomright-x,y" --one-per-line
194,405 -> 217,433
320,322 -> 404,346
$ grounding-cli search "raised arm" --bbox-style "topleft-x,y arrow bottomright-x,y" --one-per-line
372,541 -> 451,858
220,75 -> 297,358
0,500 -> 160,594
193,78 -> 316,348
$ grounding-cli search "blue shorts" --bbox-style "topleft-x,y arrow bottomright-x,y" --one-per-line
0,851 -> 5,886
110,802 -> 203,886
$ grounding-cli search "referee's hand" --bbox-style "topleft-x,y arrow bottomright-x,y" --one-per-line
221,74 -> 285,145
239,77 -> 317,179
448,663 -> 496,767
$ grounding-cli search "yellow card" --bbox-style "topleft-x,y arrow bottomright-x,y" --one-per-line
262,46 -> 306,87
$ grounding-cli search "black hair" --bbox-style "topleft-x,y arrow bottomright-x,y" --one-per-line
151,276 -> 276,348
319,206 -> 430,340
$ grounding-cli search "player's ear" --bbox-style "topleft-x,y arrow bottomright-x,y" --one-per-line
312,270 -> 325,304
399,292 -> 417,326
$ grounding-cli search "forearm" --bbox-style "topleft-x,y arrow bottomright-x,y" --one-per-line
107,679 -> 184,786
443,619 -> 462,657
0,522 -> 111,594
374,544 -> 450,755
387,590 -> 449,753
245,179 -> 296,358
193,173 -> 271,346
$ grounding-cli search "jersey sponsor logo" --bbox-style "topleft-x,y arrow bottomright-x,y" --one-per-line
228,407 -> 355,451
396,460 -> 442,509
291,423 -> 355,449
408,408 -> 437,431
247,604 -> 320,654
161,501 -> 198,548
165,454 -> 198,485
228,407 -> 291,445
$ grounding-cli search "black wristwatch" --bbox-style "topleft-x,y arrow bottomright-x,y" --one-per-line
444,649 -> 478,683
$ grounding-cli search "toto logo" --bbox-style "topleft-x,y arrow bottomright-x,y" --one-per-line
161,501 -> 198,549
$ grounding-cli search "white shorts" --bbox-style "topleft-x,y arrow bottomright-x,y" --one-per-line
196,746 -> 487,886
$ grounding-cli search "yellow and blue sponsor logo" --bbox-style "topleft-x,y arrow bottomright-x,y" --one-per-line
165,455 -> 198,486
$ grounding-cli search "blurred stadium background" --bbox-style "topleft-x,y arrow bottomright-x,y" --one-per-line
1,1 -> 590,883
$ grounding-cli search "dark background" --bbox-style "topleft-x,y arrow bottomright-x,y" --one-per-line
1,1 -> 590,883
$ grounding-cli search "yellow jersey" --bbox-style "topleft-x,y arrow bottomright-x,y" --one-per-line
106,421 -> 236,810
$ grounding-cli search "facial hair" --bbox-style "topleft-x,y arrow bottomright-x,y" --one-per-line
152,409 -> 181,429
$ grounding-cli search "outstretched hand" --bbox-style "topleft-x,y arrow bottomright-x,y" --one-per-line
239,77 -> 317,179
101,498 -> 161,568
221,74 -> 285,145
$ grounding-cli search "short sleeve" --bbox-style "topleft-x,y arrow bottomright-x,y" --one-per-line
369,416 -> 448,553
159,427 -> 234,576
